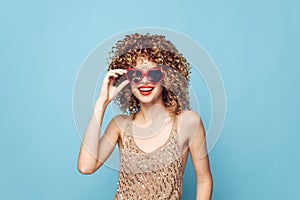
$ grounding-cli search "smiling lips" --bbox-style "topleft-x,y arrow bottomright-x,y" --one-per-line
138,86 -> 155,96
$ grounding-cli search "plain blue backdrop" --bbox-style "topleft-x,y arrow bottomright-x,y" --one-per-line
1,0 -> 299,199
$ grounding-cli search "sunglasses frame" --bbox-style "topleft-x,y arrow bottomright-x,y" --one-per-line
125,67 -> 165,84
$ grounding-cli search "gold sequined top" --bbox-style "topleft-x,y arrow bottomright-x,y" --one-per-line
114,115 -> 183,200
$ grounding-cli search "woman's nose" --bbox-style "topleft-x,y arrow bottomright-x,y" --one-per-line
140,75 -> 149,84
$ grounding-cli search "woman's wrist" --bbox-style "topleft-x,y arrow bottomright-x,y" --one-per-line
93,99 -> 109,124
95,98 -> 109,109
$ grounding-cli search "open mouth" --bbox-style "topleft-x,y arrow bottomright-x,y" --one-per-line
138,86 -> 154,95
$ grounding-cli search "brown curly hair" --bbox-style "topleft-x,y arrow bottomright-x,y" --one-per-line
106,33 -> 191,119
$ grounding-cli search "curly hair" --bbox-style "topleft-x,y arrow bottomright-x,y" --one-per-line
106,33 -> 191,120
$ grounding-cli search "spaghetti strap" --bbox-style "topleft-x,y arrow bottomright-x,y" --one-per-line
121,118 -> 132,150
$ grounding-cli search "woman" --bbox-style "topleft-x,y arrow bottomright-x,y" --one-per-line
77,33 -> 213,199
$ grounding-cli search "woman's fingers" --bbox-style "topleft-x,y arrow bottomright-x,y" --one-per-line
113,69 -> 127,74
99,68 -> 128,103
106,69 -> 127,80
108,69 -> 127,75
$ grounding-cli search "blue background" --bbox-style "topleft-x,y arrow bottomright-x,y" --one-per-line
1,0 -> 299,199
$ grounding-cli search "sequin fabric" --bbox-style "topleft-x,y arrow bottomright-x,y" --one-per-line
114,116 -> 183,200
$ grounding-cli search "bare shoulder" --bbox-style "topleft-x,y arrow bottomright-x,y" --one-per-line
102,114 -> 130,146
111,114 -> 131,133
178,110 -> 204,144
179,110 -> 202,128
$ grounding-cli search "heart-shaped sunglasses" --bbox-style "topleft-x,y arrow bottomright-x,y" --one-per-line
125,67 -> 165,84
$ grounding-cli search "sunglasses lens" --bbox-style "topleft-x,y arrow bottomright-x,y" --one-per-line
148,69 -> 163,83
127,70 -> 142,83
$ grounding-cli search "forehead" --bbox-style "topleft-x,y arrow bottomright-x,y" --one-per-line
135,58 -> 158,70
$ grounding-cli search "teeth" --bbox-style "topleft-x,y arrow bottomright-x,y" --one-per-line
139,88 -> 153,92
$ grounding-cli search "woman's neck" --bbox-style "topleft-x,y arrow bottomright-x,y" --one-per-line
135,101 -> 170,126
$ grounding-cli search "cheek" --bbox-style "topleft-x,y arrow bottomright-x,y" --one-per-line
130,85 -> 138,94
155,85 -> 164,94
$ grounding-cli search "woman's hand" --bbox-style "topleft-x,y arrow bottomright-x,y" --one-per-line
78,69 -> 128,175
97,69 -> 129,106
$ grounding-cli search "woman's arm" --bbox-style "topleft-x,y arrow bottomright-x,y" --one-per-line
188,111 -> 213,200
77,100 -> 118,174
77,69 -> 128,174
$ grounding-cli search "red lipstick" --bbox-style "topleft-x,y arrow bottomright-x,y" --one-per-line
138,86 -> 154,96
